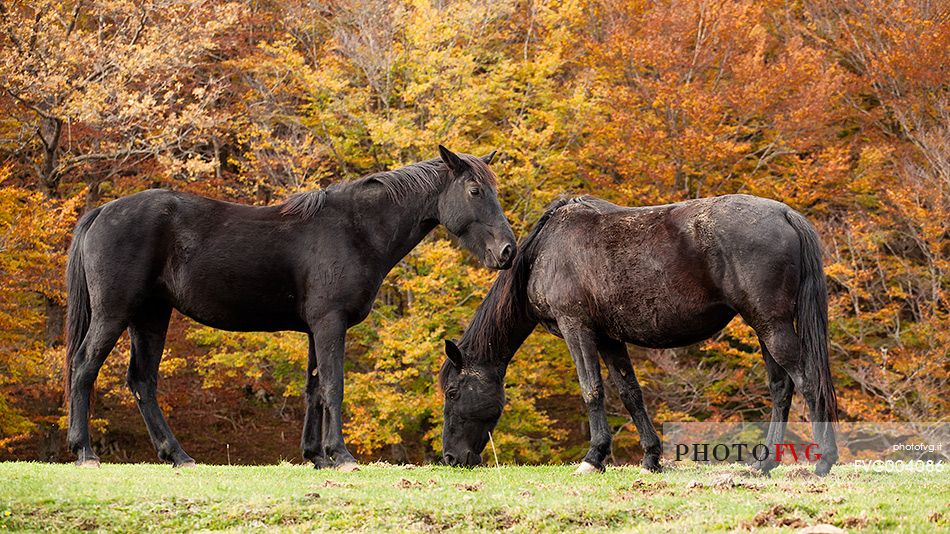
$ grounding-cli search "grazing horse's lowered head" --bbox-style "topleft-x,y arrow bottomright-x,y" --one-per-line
438,199 -> 560,467
434,145 -> 515,269
439,339 -> 506,467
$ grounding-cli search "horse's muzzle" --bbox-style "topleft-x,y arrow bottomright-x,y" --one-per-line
444,451 -> 482,467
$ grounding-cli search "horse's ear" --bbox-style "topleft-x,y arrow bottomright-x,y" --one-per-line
481,150 -> 497,165
444,339 -> 464,369
438,145 -> 467,174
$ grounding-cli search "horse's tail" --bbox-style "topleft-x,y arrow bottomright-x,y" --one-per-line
64,207 -> 102,404
784,209 -> 838,424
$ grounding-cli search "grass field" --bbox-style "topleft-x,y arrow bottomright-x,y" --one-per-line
1,461 -> 946,532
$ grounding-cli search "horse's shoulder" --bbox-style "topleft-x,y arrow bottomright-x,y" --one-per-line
547,196 -> 621,221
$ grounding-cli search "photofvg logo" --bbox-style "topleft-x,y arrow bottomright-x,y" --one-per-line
674,441 -> 823,464
662,422 -> 948,470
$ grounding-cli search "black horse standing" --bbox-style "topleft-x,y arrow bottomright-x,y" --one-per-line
65,146 -> 516,469
440,195 -> 838,475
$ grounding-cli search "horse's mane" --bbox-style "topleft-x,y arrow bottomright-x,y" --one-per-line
279,189 -> 327,219
278,156 -> 497,220
439,196 -> 595,387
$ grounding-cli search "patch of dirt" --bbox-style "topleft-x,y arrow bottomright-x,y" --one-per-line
407,510 -> 451,532
805,483 -> 827,493
842,513 -> 869,529
75,518 -> 100,532
711,473 -> 762,491
631,479 -> 668,490
617,479 -> 671,500
396,478 -> 423,489
454,482 -> 483,492
322,480 -> 351,488
929,511 -> 944,524
784,466 -> 818,480
815,510 -> 837,523
686,480 -> 705,490
743,505 -> 807,530
731,465 -> 769,478
491,510 -> 519,529
304,492 -> 320,498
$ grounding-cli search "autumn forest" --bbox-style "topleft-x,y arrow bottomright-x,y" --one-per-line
0,0 -> 947,465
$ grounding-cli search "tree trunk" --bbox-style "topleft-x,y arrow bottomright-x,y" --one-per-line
44,296 -> 65,347
38,116 -> 66,348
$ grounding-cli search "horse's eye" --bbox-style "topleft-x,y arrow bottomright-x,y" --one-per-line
469,187 -> 481,196
447,388 -> 459,400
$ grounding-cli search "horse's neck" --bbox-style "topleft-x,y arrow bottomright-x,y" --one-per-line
344,184 -> 441,268
497,311 -> 537,368
460,270 -> 539,370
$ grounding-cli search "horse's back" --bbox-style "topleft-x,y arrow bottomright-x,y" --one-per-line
674,195 -> 804,325
527,194 -> 800,347
78,189 -> 308,330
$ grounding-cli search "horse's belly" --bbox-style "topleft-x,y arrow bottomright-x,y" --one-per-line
606,302 -> 736,349
160,266 -> 306,332
171,295 -> 306,332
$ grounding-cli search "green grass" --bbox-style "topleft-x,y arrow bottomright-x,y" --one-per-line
1,462 -> 946,532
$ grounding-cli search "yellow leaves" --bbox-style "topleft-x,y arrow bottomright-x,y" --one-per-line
158,354 -> 188,376
188,327 -> 308,395
824,261 -> 854,285
701,319 -> 760,369
0,176 -> 82,310
363,111 -> 419,153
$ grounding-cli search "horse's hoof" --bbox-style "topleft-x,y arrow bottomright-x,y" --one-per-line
336,462 -> 360,473
175,460 -> 197,469
573,461 -> 603,475
642,459 -> 662,473
815,460 -> 833,477
311,458 -> 333,469
76,459 -> 100,468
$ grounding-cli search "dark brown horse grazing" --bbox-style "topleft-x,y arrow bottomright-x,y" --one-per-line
66,146 -> 516,470
440,195 -> 838,475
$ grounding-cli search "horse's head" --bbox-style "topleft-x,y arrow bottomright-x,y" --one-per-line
436,145 -> 516,270
439,339 -> 505,467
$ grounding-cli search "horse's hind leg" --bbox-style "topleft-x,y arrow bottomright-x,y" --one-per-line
754,336 -> 794,474
127,300 -> 195,467
758,322 -> 837,475
67,316 -> 127,467
598,339 -> 662,472
558,318 -> 611,474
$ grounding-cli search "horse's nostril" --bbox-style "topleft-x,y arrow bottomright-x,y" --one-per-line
499,243 -> 513,263
444,453 -> 457,466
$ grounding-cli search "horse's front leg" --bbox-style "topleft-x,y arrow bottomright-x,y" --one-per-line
301,333 -> 330,468
307,312 -> 358,471
558,317 -> 611,474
